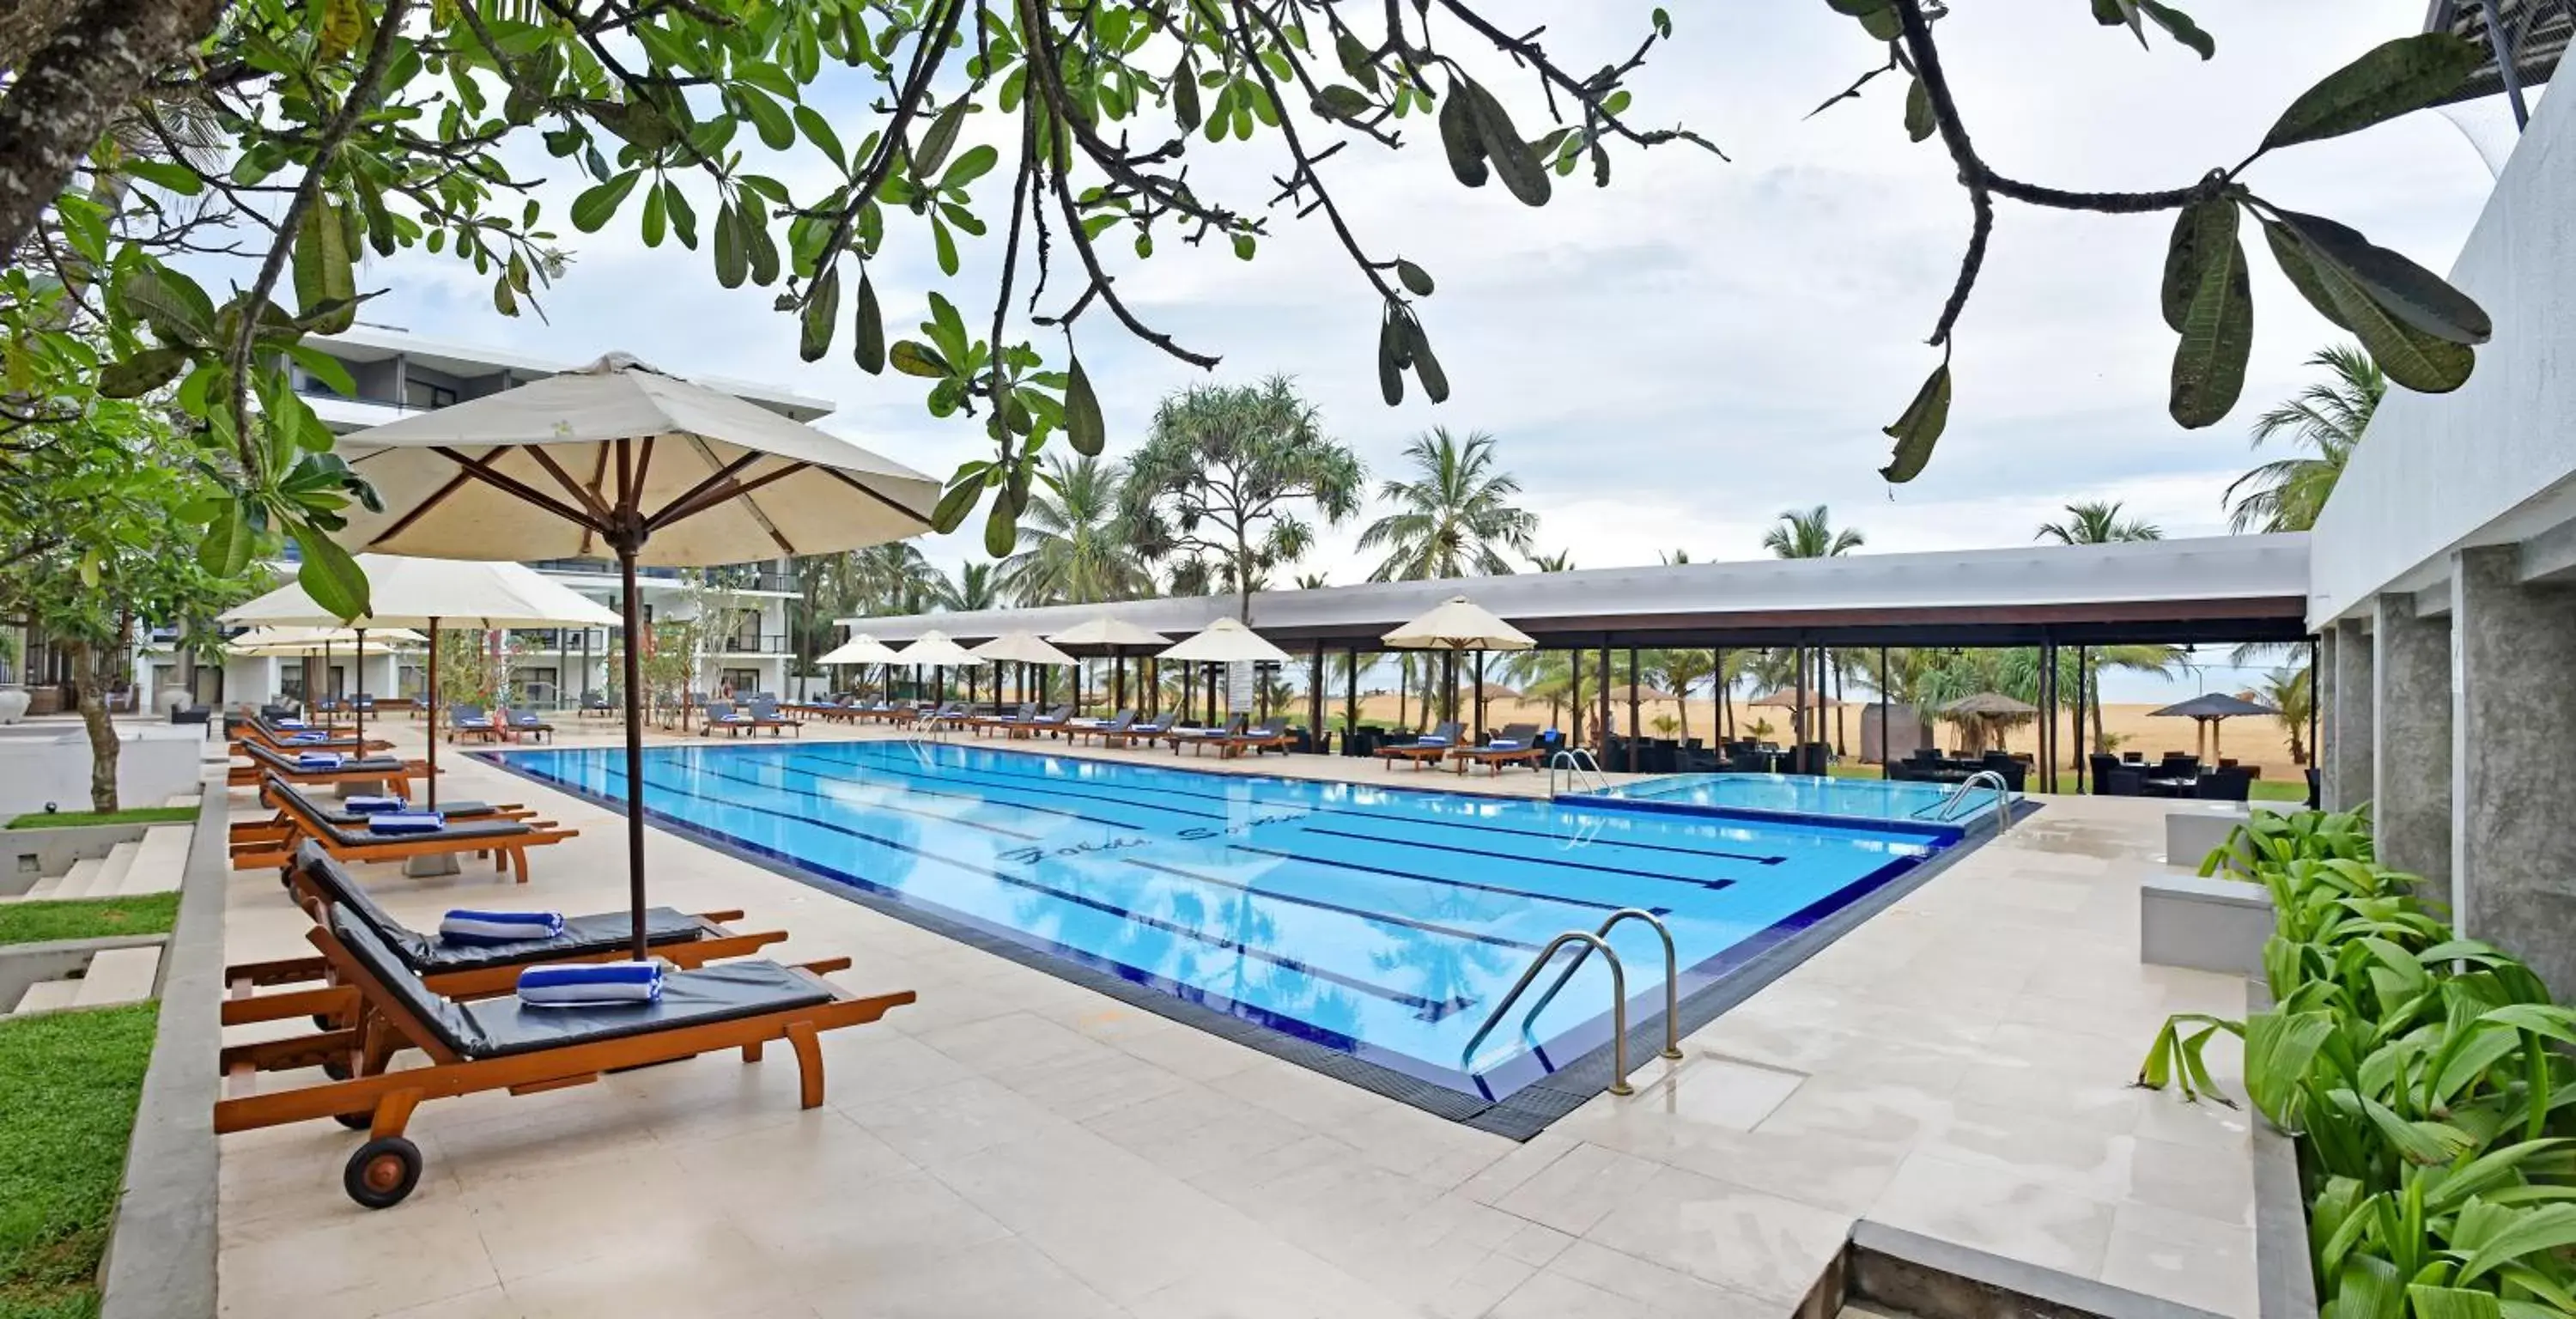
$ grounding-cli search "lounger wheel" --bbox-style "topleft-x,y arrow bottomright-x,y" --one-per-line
321,1055 -> 353,1081
343,1136 -> 421,1208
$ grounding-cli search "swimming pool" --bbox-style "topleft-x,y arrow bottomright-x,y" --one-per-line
486,741 -> 1953,1106
1576,771 -> 2014,830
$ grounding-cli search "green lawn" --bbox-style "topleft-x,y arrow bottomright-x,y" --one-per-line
4,807 -> 195,831
0,897 -> 178,950
0,1003 -> 156,1319
2249,778 -> 2309,802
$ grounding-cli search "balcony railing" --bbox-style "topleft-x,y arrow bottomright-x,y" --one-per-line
714,633 -> 795,654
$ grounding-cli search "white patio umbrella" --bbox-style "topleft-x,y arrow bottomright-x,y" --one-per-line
893,630 -> 985,707
331,353 -> 942,957
974,630 -> 1078,711
223,556 -> 620,806
1382,596 -> 1533,726
228,627 -> 427,745
815,632 -> 906,700
1047,616 -> 1167,714
1157,617 -> 1292,664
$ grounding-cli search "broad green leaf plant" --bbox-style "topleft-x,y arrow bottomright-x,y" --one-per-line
1820,2 -> 2495,483
2138,810 -> 2576,1319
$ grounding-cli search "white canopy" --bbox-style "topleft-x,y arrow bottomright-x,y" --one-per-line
1046,616 -> 1168,649
228,625 -> 426,655
973,631 -> 1077,666
1382,596 -> 1534,652
895,629 -> 986,667
817,632 -> 907,666
1157,617 -> 1293,664
222,555 -> 621,629
331,354 -> 943,566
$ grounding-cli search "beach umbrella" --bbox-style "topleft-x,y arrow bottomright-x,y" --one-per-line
974,631 -> 1077,707
1047,616 -> 1166,712
223,557 -> 619,806
815,632 -> 905,699
1383,596 -> 1533,725
227,627 -> 428,745
2151,691 -> 2276,758
895,630 -> 986,704
1158,617 -> 1294,664
331,353 -> 942,957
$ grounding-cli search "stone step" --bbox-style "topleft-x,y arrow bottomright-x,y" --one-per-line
118,826 -> 190,896
73,946 -> 160,1006
163,792 -> 201,808
16,875 -> 63,902
13,979 -> 81,1014
53,857 -> 104,900
92,841 -> 138,896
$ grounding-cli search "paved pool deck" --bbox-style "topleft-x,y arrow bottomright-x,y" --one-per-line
213,717 -> 2257,1318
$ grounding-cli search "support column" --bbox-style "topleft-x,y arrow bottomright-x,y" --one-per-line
2451,547 -> 2576,995
2329,617 -> 2375,811
2372,592 -> 2453,896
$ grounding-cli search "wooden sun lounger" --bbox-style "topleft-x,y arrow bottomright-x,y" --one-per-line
1167,717 -> 1246,756
1376,724 -> 1463,770
228,741 -> 430,795
230,796 -> 537,847
1095,714 -> 1173,748
231,775 -> 576,882
221,844 -> 791,1030
1448,725 -> 1545,775
213,904 -> 913,1208
237,717 -> 393,754
1219,724 -> 1294,759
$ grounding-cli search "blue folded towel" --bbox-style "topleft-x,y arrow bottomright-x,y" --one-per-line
513,714 -> 542,726
294,751 -> 346,769
1417,735 -> 1449,746
275,718 -> 307,729
365,811 -> 446,835
440,909 -> 567,945
1485,739 -> 1522,750
284,732 -> 329,745
518,961 -> 663,1006
343,794 -> 405,814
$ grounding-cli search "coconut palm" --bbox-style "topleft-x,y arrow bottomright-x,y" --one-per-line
933,561 -> 999,611
1762,506 -> 1864,560
1121,376 -> 1364,621
2036,501 -> 2163,544
1647,648 -> 1713,741
848,542 -> 944,616
2262,664 -> 2314,765
2228,343 -> 2382,533
1356,428 -> 1536,581
1528,549 -> 1576,573
997,455 -> 1149,606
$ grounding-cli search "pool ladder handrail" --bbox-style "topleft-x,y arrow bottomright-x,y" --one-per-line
1548,747 -> 1609,796
1936,769 -> 2013,830
1460,909 -> 1682,1098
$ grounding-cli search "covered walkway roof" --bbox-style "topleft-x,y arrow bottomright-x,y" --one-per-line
838,534 -> 2311,653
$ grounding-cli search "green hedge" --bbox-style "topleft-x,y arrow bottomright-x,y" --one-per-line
2140,807 -> 2576,1319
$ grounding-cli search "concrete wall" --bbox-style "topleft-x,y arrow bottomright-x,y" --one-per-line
2308,79 -> 2576,626
0,724 -> 204,817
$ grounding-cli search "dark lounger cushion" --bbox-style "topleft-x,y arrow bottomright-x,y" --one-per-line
295,844 -> 704,971
326,909 -> 828,1060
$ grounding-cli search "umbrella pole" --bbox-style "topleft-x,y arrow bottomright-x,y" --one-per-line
353,629 -> 367,750
425,620 -> 440,810
617,545 -> 651,961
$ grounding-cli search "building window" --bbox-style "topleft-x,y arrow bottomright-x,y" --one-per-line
404,380 -> 459,410
720,667 -> 761,696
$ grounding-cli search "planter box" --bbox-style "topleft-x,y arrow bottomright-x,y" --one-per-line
2164,805 -> 2288,875
2142,869 -> 2274,978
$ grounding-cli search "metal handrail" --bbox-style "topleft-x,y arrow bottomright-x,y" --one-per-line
1548,748 -> 1608,795
1935,769 -> 2013,830
1461,930 -> 1641,1097
1516,909 -> 1683,1064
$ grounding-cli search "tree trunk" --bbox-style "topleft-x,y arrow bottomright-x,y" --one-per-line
0,0 -> 228,254
67,638 -> 117,811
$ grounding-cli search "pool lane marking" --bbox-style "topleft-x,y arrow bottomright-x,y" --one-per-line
1108,858 -> 1545,952
823,742 -> 1789,866
1291,825 -> 1737,891
778,747 -> 1226,824
764,751 -> 1162,830
585,762 -> 1498,1020
1148,846 -> 1679,917
679,758 -> 1054,840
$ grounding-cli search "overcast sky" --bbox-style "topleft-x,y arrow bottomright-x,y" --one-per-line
337,1 -> 2503,695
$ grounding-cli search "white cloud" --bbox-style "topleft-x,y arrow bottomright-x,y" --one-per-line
331,0 -> 2493,580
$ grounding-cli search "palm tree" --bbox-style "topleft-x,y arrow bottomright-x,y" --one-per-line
1659,549 -> 1692,565
848,542 -> 943,615
2261,664 -> 2313,765
2228,343 -> 2382,533
1356,428 -> 1536,581
933,561 -> 999,611
998,455 -> 1149,605
1762,508 -> 1862,744
1647,649 -> 1713,741
1762,506 -> 1864,560
2037,501 -> 2163,544
1121,375 -> 1365,621
1528,549 -> 1576,573
1294,572 -> 1329,589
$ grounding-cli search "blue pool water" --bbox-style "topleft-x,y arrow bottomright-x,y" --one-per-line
1580,772 -> 2013,830
486,741 -> 1951,1100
